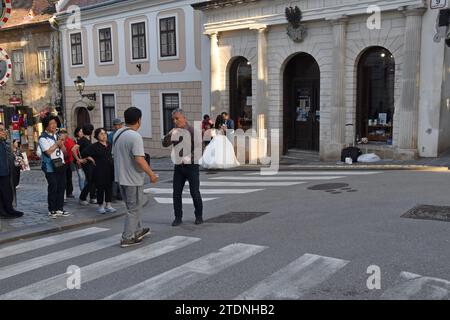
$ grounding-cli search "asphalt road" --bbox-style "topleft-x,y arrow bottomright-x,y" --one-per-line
0,169 -> 449,300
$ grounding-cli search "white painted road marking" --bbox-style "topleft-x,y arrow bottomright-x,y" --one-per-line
199,181 -> 306,187
144,188 -> 263,194
0,227 -> 108,259
246,171 -> 382,176
236,253 -> 349,300
104,243 -> 267,300
381,271 -> 450,300
154,197 -> 218,204
0,236 -> 201,300
0,234 -> 121,281
209,176 -> 345,181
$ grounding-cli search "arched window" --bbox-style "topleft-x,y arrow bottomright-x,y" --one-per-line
229,57 -> 252,131
356,47 -> 395,144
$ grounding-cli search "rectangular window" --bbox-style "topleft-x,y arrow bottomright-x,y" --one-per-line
12,50 -> 25,83
131,22 -> 147,60
70,33 -> 83,66
38,48 -> 51,82
162,93 -> 179,135
159,17 -> 177,58
99,28 -> 113,63
102,94 -> 115,131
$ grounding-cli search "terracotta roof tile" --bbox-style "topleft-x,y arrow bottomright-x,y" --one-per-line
61,0 -> 114,11
1,0 -> 54,29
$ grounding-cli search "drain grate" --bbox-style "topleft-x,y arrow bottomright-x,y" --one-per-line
206,212 -> 269,224
308,183 -> 349,191
402,205 -> 450,222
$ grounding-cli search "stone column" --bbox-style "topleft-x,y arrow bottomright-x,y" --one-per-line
325,15 -> 348,161
396,5 -> 426,159
209,32 -> 221,115
255,26 -> 269,123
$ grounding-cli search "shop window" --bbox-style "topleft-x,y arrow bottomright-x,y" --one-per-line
356,47 -> 395,145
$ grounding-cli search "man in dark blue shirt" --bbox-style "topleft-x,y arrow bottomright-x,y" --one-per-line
0,122 -> 23,219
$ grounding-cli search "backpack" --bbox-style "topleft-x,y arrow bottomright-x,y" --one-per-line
341,147 -> 362,163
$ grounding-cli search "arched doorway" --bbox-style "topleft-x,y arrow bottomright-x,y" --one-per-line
283,53 -> 320,153
356,47 -> 395,144
75,107 -> 90,129
229,57 -> 252,131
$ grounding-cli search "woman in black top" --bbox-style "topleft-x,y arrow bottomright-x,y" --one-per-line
82,128 -> 116,214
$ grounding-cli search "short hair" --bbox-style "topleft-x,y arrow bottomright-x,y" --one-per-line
42,115 -> 60,129
203,114 -> 210,120
124,107 -> 142,125
171,108 -> 185,117
82,123 -> 94,136
221,112 -> 228,116
94,128 -> 106,140
74,126 -> 82,137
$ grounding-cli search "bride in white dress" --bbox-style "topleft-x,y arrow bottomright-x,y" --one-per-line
200,115 -> 240,169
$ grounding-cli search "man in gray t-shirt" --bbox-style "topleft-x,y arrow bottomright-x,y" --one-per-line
113,107 -> 158,248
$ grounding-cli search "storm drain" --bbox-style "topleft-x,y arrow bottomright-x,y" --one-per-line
401,205 -> 450,222
206,212 -> 269,224
308,183 -> 349,191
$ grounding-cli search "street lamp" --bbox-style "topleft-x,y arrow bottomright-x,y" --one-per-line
74,75 -> 96,101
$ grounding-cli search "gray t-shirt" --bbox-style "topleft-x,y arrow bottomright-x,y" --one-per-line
113,127 -> 145,186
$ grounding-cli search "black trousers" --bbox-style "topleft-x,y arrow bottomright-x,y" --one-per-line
80,165 -> 96,201
45,171 -> 66,212
0,175 -> 14,214
173,164 -> 203,219
66,163 -> 74,196
96,182 -> 112,205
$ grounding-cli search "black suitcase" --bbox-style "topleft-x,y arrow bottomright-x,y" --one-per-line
341,147 -> 362,162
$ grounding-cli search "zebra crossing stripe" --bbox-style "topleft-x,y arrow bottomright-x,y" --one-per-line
0,234 -> 121,281
154,197 -> 218,204
144,188 -> 263,194
235,253 -> 349,300
0,227 -> 109,259
200,181 -> 306,187
381,271 -> 450,300
0,236 -> 200,300
104,243 -> 267,300
246,171 -> 382,176
209,176 -> 345,181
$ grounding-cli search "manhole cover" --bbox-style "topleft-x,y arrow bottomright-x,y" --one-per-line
402,205 -> 450,222
206,212 -> 269,224
308,183 -> 349,191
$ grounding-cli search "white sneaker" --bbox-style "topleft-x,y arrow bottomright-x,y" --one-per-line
56,210 -> 71,217
48,211 -> 58,219
105,207 -> 117,213
79,200 -> 89,206
89,199 -> 98,204
97,207 -> 106,214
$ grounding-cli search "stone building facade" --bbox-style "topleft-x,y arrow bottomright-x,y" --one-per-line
194,0 -> 450,161
57,0 -> 209,157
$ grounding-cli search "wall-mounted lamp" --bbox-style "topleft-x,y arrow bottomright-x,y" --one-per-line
74,75 -> 96,101
136,64 -> 142,72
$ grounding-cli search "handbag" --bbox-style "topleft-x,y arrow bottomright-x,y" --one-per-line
51,157 -> 66,173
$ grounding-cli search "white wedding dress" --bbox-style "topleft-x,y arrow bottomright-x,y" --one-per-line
200,130 -> 240,169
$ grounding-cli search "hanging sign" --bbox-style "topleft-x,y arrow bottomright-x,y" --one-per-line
0,47 -> 12,86
0,0 -> 12,28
